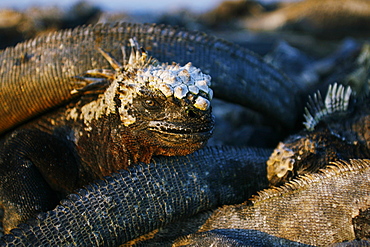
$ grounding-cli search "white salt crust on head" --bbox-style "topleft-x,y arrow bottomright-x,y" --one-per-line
67,57 -> 213,129
137,62 -> 213,110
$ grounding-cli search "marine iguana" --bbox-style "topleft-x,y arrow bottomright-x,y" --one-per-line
267,83 -> 370,186
1,22 -> 366,246
0,22 -> 299,234
0,37 -> 216,232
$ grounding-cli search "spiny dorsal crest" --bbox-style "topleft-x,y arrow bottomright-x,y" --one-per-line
96,38 -> 159,76
303,83 -> 352,131
124,38 -> 159,70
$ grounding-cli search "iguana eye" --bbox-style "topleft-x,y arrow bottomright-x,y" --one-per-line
145,99 -> 155,106
143,99 -> 159,109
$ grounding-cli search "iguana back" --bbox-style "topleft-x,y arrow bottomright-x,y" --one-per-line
0,22 -> 298,134
196,159 -> 370,246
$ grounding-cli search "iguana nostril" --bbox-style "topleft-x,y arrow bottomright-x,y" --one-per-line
187,109 -> 197,118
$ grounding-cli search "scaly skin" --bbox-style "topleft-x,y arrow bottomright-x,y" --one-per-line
177,159 -> 370,246
0,40 -> 214,232
4,22 -> 366,246
0,22 -> 297,234
0,146 -> 271,246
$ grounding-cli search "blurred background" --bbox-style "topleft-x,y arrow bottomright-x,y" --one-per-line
2,0 -> 368,52
0,0 -> 223,13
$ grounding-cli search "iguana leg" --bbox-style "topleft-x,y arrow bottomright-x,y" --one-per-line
353,207 -> 370,239
0,129 -> 80,233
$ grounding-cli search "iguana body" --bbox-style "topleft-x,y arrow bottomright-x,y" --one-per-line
0,22 -> 298,133
1,154 -> 369,246
0,146 -> 271,246
182,159 -> 370,246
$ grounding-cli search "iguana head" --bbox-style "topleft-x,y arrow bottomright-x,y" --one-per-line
68,39 -> 214,164
267,83 -> 360,186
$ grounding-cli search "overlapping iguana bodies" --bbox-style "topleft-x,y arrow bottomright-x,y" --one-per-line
175,158 -> 370,246
0,22 -> 304,243
132,84 -> 370,246
0,22 -> 302,236
0,22 -> 298,133
0,38 -> 215,232
0,22 -> 368,245
0,146 -> 272,246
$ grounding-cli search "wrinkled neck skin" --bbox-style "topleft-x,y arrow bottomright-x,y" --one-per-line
67,114 -> 149,182
67,111 -> 212,183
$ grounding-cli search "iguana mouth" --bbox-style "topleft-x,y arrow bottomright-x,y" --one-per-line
148,121 -> 214,134
160,125 -> 213,135
148,121 -> 214,143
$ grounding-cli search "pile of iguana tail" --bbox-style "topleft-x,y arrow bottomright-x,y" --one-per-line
0,146 -> 271,246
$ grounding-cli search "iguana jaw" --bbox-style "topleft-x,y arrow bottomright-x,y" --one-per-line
147,118 -> 214,144
149,123 -> 213,144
